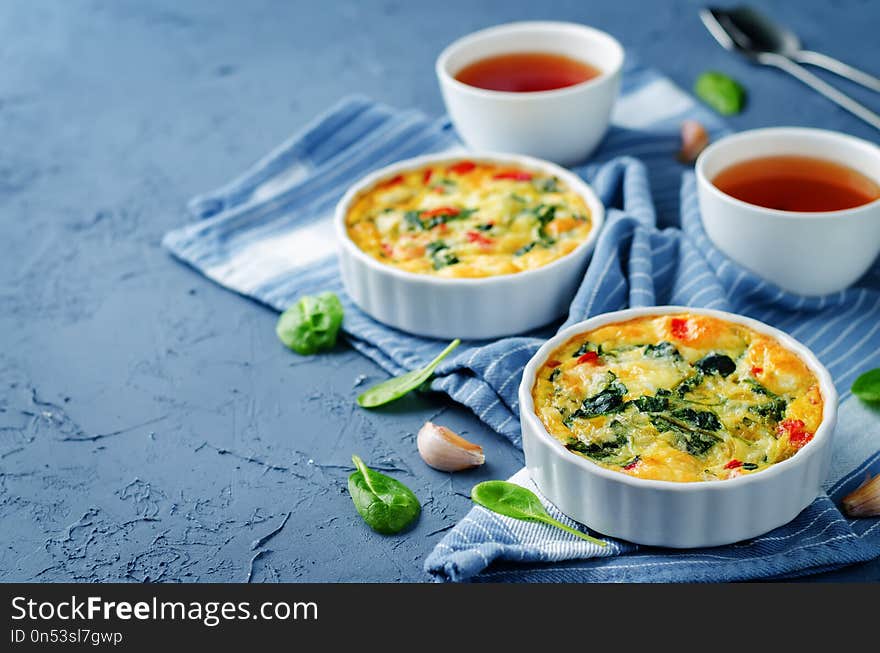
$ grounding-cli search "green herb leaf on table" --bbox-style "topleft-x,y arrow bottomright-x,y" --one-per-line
275,292 -> 344,355
348,455 -> 421,534
357,339 -> 461,408
694,71 -> 746,115
471,481 -> 606,546
852,368 -> 880,403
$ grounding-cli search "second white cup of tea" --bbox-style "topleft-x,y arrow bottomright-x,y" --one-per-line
436,22 -> 624,166
695,127 -> 880,296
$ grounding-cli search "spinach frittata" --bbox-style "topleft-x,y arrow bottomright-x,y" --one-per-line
345,160 -> 592,277
532,314 -> 824,482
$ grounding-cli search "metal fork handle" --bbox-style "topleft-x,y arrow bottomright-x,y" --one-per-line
760,52 -> 880,130
795,50 -> 880,93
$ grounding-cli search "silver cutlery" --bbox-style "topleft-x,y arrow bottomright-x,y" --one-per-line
701,5 -> 880,130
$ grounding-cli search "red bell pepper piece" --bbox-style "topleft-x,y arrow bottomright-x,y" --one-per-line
751,366 -> 763,376
466,230 -> 493,246
777,419 -> 813,449
576,351 -> 600,365
378,174 -> 404,189
493,170 -> 533,181
447,160 -> 476,175
546,360 -> 563,368
422,206 -> 460,218
724,459 -> 743,469
422,168 -> 433,184
670,317 -> 691,341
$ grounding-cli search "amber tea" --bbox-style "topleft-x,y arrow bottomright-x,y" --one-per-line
712,155 -> 880,212
454,51 -> 601,93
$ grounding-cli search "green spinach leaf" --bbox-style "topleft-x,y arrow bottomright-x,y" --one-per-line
572,342 -> 603,358
566,428 -> 627,460
425,240 -> 459,269
348,455 -> 420,534
533,177 -> 560,193
564,375 -> 628,426
275,292 -> 344,355
534,204 -> 558,243
695,353 -> 737,377
357,339 -> 460,408
471,481 -> 606,546
744,379 -> 787,421
694,71 -> 746,115
633,391 -> 671,413
744,378 -> 774,396
852,368 -> 880,402
644,341 -> 682,360
514,241 -> 537,256
676,372 -> 705,397
651,414 -> 721,455
749,397 -> 787,422
671,407 -> 722,431
425,240 -> 448,255
650,408 -> 722,456
404,210 -> 425,231
431,248 -> 460,270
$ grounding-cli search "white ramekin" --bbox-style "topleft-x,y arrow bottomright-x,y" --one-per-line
696,127 -> 880,296
436,22 -> 624,166
335,152 -> 605,340
519,306 -> 838,548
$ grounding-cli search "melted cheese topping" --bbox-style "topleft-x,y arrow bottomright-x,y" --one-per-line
345,161 -> 592,278
532,314 -> 824,482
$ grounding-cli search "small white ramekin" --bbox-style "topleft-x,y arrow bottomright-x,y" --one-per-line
519,306 -> 838,548
436,22 -> 624,166
696,127 -> 880,296
335,152 -> 604,340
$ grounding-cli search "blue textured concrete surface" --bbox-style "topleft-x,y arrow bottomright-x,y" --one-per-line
1,0 -> 878,582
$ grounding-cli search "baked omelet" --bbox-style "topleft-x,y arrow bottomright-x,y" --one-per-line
345,160 -> 592,278
532,314 -> 824,482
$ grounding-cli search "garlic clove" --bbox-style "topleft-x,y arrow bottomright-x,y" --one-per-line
417,421 -> 485,472
842,473 -> 880,518
677,120 -> 710,164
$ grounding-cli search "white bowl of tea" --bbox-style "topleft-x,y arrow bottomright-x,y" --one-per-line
436,21 -> 624,166
695,127 -> 880,296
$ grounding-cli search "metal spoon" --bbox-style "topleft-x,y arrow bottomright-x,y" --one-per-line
701,6 -> 880,130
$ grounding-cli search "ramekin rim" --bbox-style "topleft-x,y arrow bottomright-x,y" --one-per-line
518,305 -> 839,492
435,20 -> 625,102
695,126 -> 880,219
334,151 -> 606,287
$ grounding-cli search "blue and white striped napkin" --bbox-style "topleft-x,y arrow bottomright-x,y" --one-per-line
163,61 -> 880,582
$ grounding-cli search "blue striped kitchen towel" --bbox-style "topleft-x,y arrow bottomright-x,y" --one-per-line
163,60 -> 880,582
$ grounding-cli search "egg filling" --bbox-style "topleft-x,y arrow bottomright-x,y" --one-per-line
532,314 -> 824,482
345,160 -> 593,278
